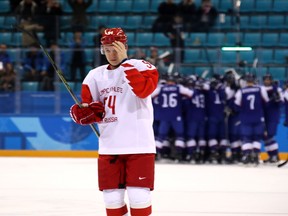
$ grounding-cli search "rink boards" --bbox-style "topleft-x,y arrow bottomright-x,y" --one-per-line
0,115 -> 287,159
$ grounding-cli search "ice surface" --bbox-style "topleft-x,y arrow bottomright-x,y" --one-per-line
0,157 -> 287,216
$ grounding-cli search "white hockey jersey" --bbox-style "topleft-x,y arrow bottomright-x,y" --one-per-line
81,59 -> 158,155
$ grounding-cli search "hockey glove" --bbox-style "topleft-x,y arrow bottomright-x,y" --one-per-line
89,101 -> 106,118
70,101 -> 105,125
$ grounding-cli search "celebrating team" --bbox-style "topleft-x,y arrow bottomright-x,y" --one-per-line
152,70 -> 287,165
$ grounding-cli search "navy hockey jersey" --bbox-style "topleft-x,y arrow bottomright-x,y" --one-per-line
234,85 -> 269,123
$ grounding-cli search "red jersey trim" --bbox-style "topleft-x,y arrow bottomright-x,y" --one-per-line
121,63 -> 134,68
124,68 -> 159,98
81,84 -> 93,103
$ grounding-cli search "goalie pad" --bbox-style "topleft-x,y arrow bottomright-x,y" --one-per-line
70,101 -> 105,125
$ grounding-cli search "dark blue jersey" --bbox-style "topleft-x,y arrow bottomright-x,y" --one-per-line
152,96 -> 161,121
283,90 -> 288,124
152,84 -> 193,121
206,87 -> 226,119
263,86 -> 283,123
235,85 -> 269,124
184,89 -> 206,122
225,86 -> 240,121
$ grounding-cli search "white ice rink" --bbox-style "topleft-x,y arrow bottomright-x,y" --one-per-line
0,157 -> 288,216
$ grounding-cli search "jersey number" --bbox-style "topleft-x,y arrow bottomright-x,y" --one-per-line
192,95 -> 205,108
247,95 -> 255,110
162,93 -> 177,108
214,92 -> 221,104
104,95 -> 116,114
142,60 -> 153,68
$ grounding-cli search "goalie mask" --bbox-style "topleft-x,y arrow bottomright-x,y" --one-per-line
100,28 -> 127,54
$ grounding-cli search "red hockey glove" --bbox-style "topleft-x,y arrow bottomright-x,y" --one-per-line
89,101 -> 106,119
70,102 -> 105,125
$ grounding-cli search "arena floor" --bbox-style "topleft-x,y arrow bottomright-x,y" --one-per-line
0,157 -> 287,216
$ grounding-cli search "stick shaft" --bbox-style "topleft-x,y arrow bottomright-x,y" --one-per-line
42,46 -> 100,137
16,26 -> 100,137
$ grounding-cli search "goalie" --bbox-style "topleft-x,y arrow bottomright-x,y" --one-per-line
70,28 -> 159,216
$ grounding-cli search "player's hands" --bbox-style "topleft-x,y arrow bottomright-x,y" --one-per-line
89,101 -> 106,119
112,41 -> 128,62
70,101 -> 105,125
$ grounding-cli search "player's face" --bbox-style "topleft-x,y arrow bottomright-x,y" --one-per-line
102,45 -> 121,66
264,78 -> 272,86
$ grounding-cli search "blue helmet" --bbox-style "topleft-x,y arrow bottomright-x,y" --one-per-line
244,73 -> 256,83
263,73 -> 273,81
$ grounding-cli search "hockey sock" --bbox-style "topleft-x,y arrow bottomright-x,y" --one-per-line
106,204 -> 128,216
130,206 -> 152,216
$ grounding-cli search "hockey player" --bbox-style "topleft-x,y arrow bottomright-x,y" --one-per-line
70,28 -> 158,216
183,77 -> 207,163
234,73 -> 269,165
206,74 -> 228,163
152,76 -> 167,158
262,74 -> 283,163
283,80 -> 288,127
152,74 -> 193,162
224,70 -> 242,163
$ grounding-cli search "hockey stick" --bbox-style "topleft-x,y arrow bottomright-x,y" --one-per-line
158,51 -> 170,59
167,63 -> 174,74
201,70 -> 209,79
203,46 -> 214,74
252,58 -> 258,78
14,25 -> 100,138
277,156 -> 288,168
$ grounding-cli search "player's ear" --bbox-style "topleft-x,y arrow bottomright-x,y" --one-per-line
124,43 -> 128,51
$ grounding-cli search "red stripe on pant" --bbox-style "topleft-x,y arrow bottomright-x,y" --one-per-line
130,206 -> 152,216
106,204 -> 128,216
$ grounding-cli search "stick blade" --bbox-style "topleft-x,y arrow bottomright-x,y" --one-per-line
277,160 -> 288,168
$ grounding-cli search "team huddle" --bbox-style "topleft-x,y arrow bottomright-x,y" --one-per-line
152,70 -> 288,165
